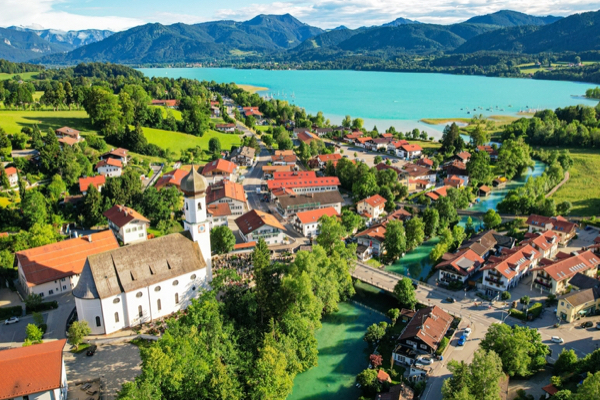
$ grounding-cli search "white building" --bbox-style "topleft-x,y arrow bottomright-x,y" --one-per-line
357,194 -> 387,225
1,166 -> 18,187
293,207 -> 339,237
206,179 -> 249,216
103,205 -> 150,245
207,203 -> 232,229
0,339 -> 68,400
72,168 -> 213,335
235,210 -> 287,245
95,158 -> 123,177
398,144 -> 422,160
16,230 -> 119,298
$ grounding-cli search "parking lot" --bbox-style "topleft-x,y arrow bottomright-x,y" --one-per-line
338,143 -> 407,168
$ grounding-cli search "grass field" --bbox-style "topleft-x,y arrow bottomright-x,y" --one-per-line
255,125 -> 270,132
149,105 -> 183,120
142,127 -> 241,159
407,139 -> 441,150
547,147 -> 600,217
0,72 -> 40,81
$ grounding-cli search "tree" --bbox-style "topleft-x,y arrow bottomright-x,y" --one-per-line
24,293 -> 42,310
374,155 -> 382,164
451,225 -> 466,251
501,291 -> 511,300
315,215 -> 347,256
247,333 -> 294,400
520,296 -> 530,306
209,137 -> 222,154
387,308 -> 400,325
352,118 -> 364,130
443,349 -> 504,400
210,226 -> 236,255
575,372 -> 600,400
341,210 -> 362,234
364,322 -> 387,344
369,354 -> 383,369
554,348 -> 578,376
471,124 -> 491,147
557,201 -> 572,216
405,216 -> 425,251
67,320 -> 91,350
82,184 -> 104,228
342,115 -> 352,128
483,209 -> 502,230
383,220 -> 406,263
467,151 -> 492,187
0,164 -> 9,189
422,208 -> 439,237
357,368 -> 380,395
24,323 -> 43,345
436,196 -> 458,229
497,138 -> 534,180
441,123 -> 463,153
393,278 -> 417,310
21,190 -> 47,228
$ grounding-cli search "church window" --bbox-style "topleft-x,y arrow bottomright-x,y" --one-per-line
154,286 -> 161,292
190,274 -> 196,280
113,298 -> 120,304
157,299 -> 162,311
136,292 -> 143,298
198,202 -> 202,210
173,280 -> 179,286
115,312 -> 119,323
175,293 -> 179,304
95,316 -> 101,327
138,306 -> 143,318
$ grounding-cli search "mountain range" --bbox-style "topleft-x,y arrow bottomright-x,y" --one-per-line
4,9 -> 600,65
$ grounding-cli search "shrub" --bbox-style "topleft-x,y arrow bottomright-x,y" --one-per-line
509,308 -> 526,320
436,336 -> 450,355
0,306 -> 22,319
501,291 -> 511,300
26,301 -> 58,314
528,302 -> 543,319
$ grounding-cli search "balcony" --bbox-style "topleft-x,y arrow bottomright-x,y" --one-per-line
534,279 -> 552,289
485,276 -> 503,285
488,270 -> 502,278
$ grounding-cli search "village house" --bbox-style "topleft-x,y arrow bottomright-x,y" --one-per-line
367,137 -> 393,151
267,175 -> 340,198
398,144 -> 423,160
477,145 -> 499,161
375,384 -> 415,400
480,244 -> 541,296
242,107 -> 263,119
556,273 -> 600,322
151,99 -> 179,108
315,127 -> 333,137
387,208 -> 412,223
16,230 -> 119,298
478,185 -> 492,197
95,158 -> 123,178
206,179 -> 248,216
292,127 -> 311,139
210,106 -> 221,118
55,126 -> 82,141
79,175 -> 106,195
0,339 -> 68,400
215,123 -> 236,133
356,223 -> 387,261
393,306 -> 453,365
522,230 -> 560,259
425,186 -> 451,202
207,203 -> 232,229
344,132 -> 364,143
271,154 -> 298,166
201,159 -> 238,182
387,140 -> 409,155
58,136 -> 80,147
298,130 -> 319,145
454,151 -> 471,163
444,176 -> 465,189
526,214 -> 577,245
104,205 -> 150,245
355,136 -> 373,148
442,160 -> 469,186
0,166 -> 18,187
262,165 -> 294,178
155,168 -> 189,191
101,148 -> 129,166
316,153 -> 343,168
530,250 -> 600,295
293,207 -> 339,237
404,163 -> 436,185
436,249 -> 485,286
460,230 -> 502,260
231,146 -> 256,167
235,210 -> 286,245
357,194 -> 387,225
275,191 -> 344,218
416,158 -> 434,169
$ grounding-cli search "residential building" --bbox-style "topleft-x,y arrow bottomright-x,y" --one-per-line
454,151 -> 471,163
530,250 -> 600,294
0,166 -> 17,187
271,154 -> 298,166
477,145 -> 499,161
357,194 -> 387,224
316,153 -> 343,168
355,136 -> 373,147
201,159 -> 238,182
522,231 -> 560,259
232,146 -> 256,167
416,158 -> 434,168
444,176 -> 465,188
460,230 -> 499,260
442,160 -> 469,186
425,186 -> 451,202
298,130 -> 319,145
275,191 -> 344,218
58,137 -> 80,147
155,168 -> 189,191
79,175 -> 105,194
210,106 -> 221,118
267,176 -> 340,197
273,171 -> 316,180
215,123 -> 236,133
569,272 -> 600,291
0,339 -> 68,400
206,179 -> 248,216
242,107 -> 263,119
398,144 -> 422,160
478,185 -> 491,197
235,210 -> 286,245
403,163 -> 436,185
436,249 -> 485,285
55,126 -> 81,141
104,205 -> 150,245
207,203 -> 232,229
367,138 -> 392,151
557,287 -> 600,322
100,148 -> 129,166
151,99 -> 179,108
480,244 -> 541,296
315,127 -> 333,137
293,207 -> 339,237
393,306 -> 453,365
388,140 -> 409,155
292,128 -> 311,138
387,208 -> 412,223
376,384 -> 415,400
73,168 -> 212,335
526,215 -> 577,245
262,165 -> 294,177
95,158 -> 123,177
344,132 -> 363,143
356,223 -> 387,261
16,230 -> 119,298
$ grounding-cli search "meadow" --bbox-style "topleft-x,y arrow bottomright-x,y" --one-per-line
142,127 -> 241,160
0,72 -> 40,81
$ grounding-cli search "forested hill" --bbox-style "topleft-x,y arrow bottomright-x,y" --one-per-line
464,10 -> 562,27
456,10 -> 600,53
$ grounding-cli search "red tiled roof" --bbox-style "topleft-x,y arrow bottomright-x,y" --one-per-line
0,339 -> 67,399
388,208 -> 411,221
317,153 -> 343,163
595,236 -> 600,244
296,207 -> 339,225
481,244 -> 540,279
103,205 -> 149,228
479,185 -> 491,193
356,137 -> 373,144
455,151 -> 471,161
444,176 -> 464,188
271,187 -> 296,197
532,250 -> 600,282
298,131 -> 319,144
262,165 -> 293,173
16,230 -> 119,286
526,214 -> 577,234
206,179 -> 246,204
275,150 -> 295,156
101,148 -> 128,158
267,176 -> 340,190
95,158 -> 122,170
360,194 -> 387,208
207,203 -> 232,217
401,144 -> 422,152
381,133 -> 393,138
377,369 -> 391,383
273,171 -> 316,180
416,158 -> 434,167
58,137 -> 79,146
0,232 -> 8,238
542,384 -> 559,396
344,133 -> 363,140
243,107 -> 263,117
79,175 -> 105,193
2,167 -> 17,176
400,306 -> 453,350
529,231 -> 559,251
389,140 -> 409,149
201,159 -> 237,176
234,241 -> 257,250
271,154 -> 298,163
436,248 -> 484,276
235,210 -> 285,235
356,223 -> 387,242
155,169 -> 188,190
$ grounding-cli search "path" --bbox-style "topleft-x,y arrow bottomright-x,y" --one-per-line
546,171 -> 570,198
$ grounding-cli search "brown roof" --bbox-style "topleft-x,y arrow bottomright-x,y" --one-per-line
79,175 -> 105,192
376,384 -> 415,400
155,169 -> 189,190
238,146 -> 256,159
356,137 -> 373,144
95,158 -> 122,170
360,194 -> 387,208
206,179 -> 246,204
58,137 -> 79,146
542,384 -> 559,396
356,223 -> 387,242
298,131 -> 319,144
532,250 -> 600,282
0,339 -> 67,399
436,248 -> 484,276
16,230 -> 119,286
201,159 -> 237,176
479,185 -> 491,193
103,205 -> 149,228
235,210 -> 285,235
460,230 -> 498,257
296,207 -> 339,225
403,163 -> 432,178
216,123 -> 236,128
400,305 -> 453,350
101,148 -> 128,159
526,214 -> 577,234
207,203 -> 232,217
274,150 -> 295,156
277,191 -> 344,209
455,151 -> 471,161
271,154 -> 298,163
388,208 -> 411,222
55,126 -> 79,137
560,287 -> 600,308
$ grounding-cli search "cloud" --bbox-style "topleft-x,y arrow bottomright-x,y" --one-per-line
213,0 -> 600,28
0,0 -> 144,31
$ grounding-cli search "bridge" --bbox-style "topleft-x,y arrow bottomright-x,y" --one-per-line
351,261 -> 419,294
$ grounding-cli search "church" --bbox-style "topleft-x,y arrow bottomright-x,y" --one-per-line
72,167 -> 213,335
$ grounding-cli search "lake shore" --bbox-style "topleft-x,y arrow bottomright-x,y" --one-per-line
238,84 -> 268,93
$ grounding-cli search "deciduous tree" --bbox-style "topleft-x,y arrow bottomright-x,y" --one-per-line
393,278 -> 417,310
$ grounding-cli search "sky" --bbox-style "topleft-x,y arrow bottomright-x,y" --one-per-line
1,0 -> 600,31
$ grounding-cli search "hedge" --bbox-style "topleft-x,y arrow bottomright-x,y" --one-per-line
0,306 -> 22,319
436,336 -> 450,355
508,308 -> 526,321
26,301 -> 58,314
529,302 -> 543,318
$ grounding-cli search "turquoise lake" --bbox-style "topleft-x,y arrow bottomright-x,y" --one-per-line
139,68 -> 596,138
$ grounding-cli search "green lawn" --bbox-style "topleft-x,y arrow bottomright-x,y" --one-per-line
407,139 -> 441,150
255,125 -> 270,132
547,147 -> 600,217
0,110 -> 96,135
149,105 -> 183,120
142,127 -> 242,159
0,72 -> 40,81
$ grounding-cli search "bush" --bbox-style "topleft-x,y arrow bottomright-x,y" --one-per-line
0,306 -> 22,319
39,323 -> 48,334
436,336 -> 450,355
509,308 -> 526,320
26,301 -> 58,314
528,302 -> 543,319
501,291 -> 511,300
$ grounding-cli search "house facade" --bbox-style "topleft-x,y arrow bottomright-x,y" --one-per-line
206,179 -> 248,216
201,159 -> 238,182
293,207 -> 339,237
104,205 -> 150,245
275,191 -> 344,218
530,250 -> 600,294
436,249 -> 485,286
79,175 -> 106,195
526,214 -> 577,245
357,194 -> 387,224
215,123 -> 236,133
398,144 -> 422,160
480,244 -> 541,296
101,148 -> 129,166
95,158 -> 123,178
1,166 -> 18,187
235,210 -> 286,245
207,203 -> 232,229
267,176 -> 340,197
356,223 -> 387,261
231,146 -> 255,166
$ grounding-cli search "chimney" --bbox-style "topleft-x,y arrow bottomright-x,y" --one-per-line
88,234 -> 92,243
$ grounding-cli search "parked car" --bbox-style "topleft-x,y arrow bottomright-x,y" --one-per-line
86,345 -> 98,356
446,297 -> 456,303
464,327 -> 472,337
457,335 -> 467,346
551,336 -> 564,344
4,317 -> 19,325
581,321 -> 594,328
417,356 -> 433,365
596,322 -> 600,330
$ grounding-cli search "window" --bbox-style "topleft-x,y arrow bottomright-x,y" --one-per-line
61,278 -> 66,282
63,285 -> 67,290
95,316 -> 101,327
173,280 -> 179,286
157,299 -> 162,311
190,274 -> 197,280
49,290 -> 54,295
139,233 -> 144,238
198,202 -> 202,210
192,286 -> 196,291
126,228 -> 131,233
115,312 -> 119,323
40,292 -> 44,297
136,292 -> 143,298
113,298 -> 120,304
154,286 -> 161,292
138,306 -> 143,318
186,203 -> 189,211
175,293 -> 179,304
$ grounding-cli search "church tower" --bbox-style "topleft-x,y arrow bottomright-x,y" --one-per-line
180,165 -> 212,279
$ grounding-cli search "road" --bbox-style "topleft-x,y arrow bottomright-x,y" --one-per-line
351,262 -> 600,399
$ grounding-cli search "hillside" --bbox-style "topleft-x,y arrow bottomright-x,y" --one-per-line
0,27 -> 70,62
382,18 -> 421,27
465,10 -> 562,27
7,27 -> 114,50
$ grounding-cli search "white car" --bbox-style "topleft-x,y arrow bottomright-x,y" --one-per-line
464,327 -> 472,337
4,317 -> 19,325
551,336 -> 564,344
417,357 -> 433,365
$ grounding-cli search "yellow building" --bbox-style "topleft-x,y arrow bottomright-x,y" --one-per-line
557,288 -> 600,323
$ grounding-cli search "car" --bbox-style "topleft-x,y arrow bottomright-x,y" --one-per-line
551,336 -> 564,344
392,159 -> 400,163
417,356 -> 433,365
86,345 -> 98,356
596,322 -> 600,330
4,317 -> 19,325
457,335 -> 467,346
464,327 -> 472,337
446,297 -> 456,303
581,321 -> 594,328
